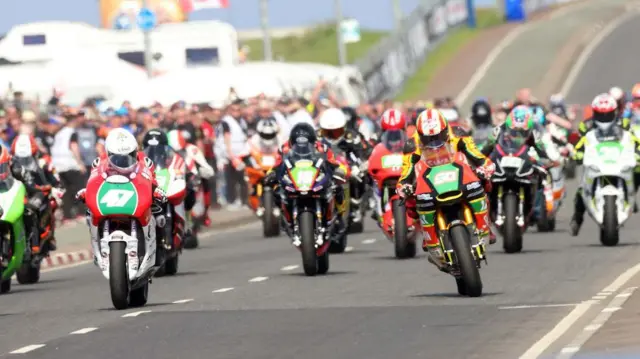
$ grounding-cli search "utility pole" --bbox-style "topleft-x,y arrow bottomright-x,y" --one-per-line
334,0 -> 347,66
142,0 -> 153,78
392,0 -> 403,32
259,0 -> 273,61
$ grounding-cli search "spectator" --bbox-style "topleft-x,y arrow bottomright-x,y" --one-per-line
219,99 -> 250,207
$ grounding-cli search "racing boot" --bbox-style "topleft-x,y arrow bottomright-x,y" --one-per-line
570,190 -> 586,236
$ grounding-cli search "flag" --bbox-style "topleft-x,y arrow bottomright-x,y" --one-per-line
186,0 -> 229,11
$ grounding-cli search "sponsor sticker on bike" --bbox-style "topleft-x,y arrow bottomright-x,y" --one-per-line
381,154 -> 403,169
433,170 -> 458,185
261,155 -> 276,167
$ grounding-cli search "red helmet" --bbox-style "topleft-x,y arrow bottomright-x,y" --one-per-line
380,109 -> 406,131
11,134 -> 38,157
591,93 -> 618,131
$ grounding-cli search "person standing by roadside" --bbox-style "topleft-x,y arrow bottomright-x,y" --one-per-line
74,110 -> 101,177
219,99 -> 250,208
51,109 -> 86,222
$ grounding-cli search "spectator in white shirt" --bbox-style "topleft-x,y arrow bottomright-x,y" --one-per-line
286,97 -> 316,129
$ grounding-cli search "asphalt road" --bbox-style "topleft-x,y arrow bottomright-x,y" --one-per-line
2,13 -> 640,359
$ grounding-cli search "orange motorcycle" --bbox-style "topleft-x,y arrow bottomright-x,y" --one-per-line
246,146 -> 281,237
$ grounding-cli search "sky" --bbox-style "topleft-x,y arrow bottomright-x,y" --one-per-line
2,0 -> 496,33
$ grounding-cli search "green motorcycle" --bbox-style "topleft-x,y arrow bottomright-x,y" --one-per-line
0,175 -> 28,293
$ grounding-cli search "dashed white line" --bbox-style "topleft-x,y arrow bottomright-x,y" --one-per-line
499,303 -> 577,310
121,310 -> 152,318
70,327 -> 98,335
592,295 -> 607,300
172,299 -> 194,304
212,287 -> 234,293
345,246 -> 354,252
361,238 -> 377,244
280,265 -> 299,271
601,307 -> 620,313
249,276 -> 269,283
583,324 -> 602,332
10,344 -> 46,354
560,347 -> 580,354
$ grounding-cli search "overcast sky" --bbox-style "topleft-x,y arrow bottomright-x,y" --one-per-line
2,0 -> 496,33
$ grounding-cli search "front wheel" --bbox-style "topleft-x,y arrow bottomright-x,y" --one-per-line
503,192 -> 523,253
109,241 -> 129,310
564,160 -> 577,179
16,262 -> 40,284
449,225 -> 482,297
392,199 -> 415,259
600,195 -> 619,246
299,211 -> 318,276
262,189 -> 280,237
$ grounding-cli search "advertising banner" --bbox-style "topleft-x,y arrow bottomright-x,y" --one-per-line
100,0 -> 191,29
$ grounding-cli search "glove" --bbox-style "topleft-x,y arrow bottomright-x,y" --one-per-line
351,165 -> 361,178
75,188 -> 86,202
476,162 -> 495,180
397,183 -> 413,198
153,187 -> 167,203
359,161 -> 369,172
264,170 -> 277,186
52,187 -> 65,205
199,165 -> 215,179
333,167 -> 347,184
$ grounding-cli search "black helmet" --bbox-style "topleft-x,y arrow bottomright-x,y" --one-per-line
289,122 -> 317,146
142,129 -> 168,148
471,99 -> 492,126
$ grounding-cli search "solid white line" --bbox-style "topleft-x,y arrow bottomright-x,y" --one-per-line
601,307 -> 620,313
10,344 -> 46,354
172,299 -> 194,304
583,324 -> 602,331
362,238 -> 377,244
121,310 -> 152,318
560,11 -> 638,95
518,301 -> 592,359
345,246 -> 354,252
212,287 -> 234,293
248,276 -> 268,283
280,265 -> 299,271
70,327 -> 98,335
560,347 -> 580,354
499,303 -> 578,310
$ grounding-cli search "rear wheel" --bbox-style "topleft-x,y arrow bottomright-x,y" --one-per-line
299,211 -> 317,276
109,242 -> 129,310
503,192 -> 523,253
392,199 -> 415,259
536,197 -> 552,233
600,195 -> 619,246
564,160 -> 577,179
262,189 -> 280,237
16,262 -> 40,284
449,225 -> 482,297
164,254 -> 179,275
0,279 -> 10,294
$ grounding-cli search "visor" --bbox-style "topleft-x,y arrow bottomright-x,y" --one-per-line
321,128 -> 345,141
419,130 -> 448,149
108,153 -> 136,170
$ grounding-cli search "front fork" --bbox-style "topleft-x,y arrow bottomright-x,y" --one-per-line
290,199 -> 327,249
495,186 -> 526,227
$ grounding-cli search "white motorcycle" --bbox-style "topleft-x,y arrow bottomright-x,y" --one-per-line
580,130 -> 636,246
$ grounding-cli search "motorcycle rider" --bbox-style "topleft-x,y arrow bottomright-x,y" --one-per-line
264,122 -> 347,230
342,106 -> 375,155
10,134 -> 64,252
571,94 -> 640,235
470,98 -> 493,129
609,87 -> 632,120
249,117 -> 284,150
318,108 -> 368,224
397,109 -> 496,266
75,128 -> 168,264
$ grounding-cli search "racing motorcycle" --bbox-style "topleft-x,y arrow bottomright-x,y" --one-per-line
85,162 -> 159,309
0,174 -> 28,293
548,122 -> 577,179
489,136 -> 541,253
368,134 -> 417,259
278,143 -> 346,275
334,148 -> 365,234
532,131 -> 566,232
145,146 -> 185,276
580,129 -> 636,246
413,147 -> 488,297
246,146 -> 280,237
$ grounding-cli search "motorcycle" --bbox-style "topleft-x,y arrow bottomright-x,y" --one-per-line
146,147 -> 186,276
0,174 -> 27,293
368,138 -> 418,259
85,163 -> 159,309
489,136 -> 540,253
548,122 -> 577,179
334,148 -> 365,235
413,147 -> 487,297
532,130 -> 566,232
580,129 -> 636,246
278,145 -> 345,275
246,146 -> 280,237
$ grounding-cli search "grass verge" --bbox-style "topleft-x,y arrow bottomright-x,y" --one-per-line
395,8 -> 504,101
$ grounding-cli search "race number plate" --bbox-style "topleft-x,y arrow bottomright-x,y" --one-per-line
500,156 -> 524,168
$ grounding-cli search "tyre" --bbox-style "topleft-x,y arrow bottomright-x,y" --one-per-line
129,282 -> 148,307
600,195 -> 619,246
262,189 -> 280,237
299,211 -> 317,276
503,192 -> 523,253
0,279 -> 10,294
449,225 -> 482,297
392,199 -> 415,259
183,231 -> 199,249
16,262 -> 40,284
329,233 -> 347,253
536,197 -> 552,233
348,216 -> 364,234
317,251 -> 329,275
163,254 -> 179,275
564,160 -> 577,179
109,241 -> 129,310
455,277 -> 468,296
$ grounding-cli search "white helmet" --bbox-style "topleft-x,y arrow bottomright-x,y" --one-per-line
256,117 -> 279,146
319,107 -> 347,145
105,128 -> 138,173
609,86 -> 624,101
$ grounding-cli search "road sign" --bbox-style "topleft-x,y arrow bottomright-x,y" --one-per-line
136,7 -> 157,31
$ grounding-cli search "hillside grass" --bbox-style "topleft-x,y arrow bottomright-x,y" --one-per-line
395,8 -> 504,101
242,25 -> 387,65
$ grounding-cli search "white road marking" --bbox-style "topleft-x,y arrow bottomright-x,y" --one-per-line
560,347 -> 580,354
121,310 -> 152,318
361,238 -> 377,244
553,286 -> 638,359
249,276 -> 269,283
280,265 -> 299,271
592,295 -> 606,300
172,299 -> 194,304
212,287 -> 234,293
499,303 -> 578,310
70,327 -> 98,335
345,246 -> 354,252
10,344 -> 46,354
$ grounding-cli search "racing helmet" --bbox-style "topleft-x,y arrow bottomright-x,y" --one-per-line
319,108 -> 347,146
591,93 -> 618,133
415,109 -> 449,149
104,128 -> 138,174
